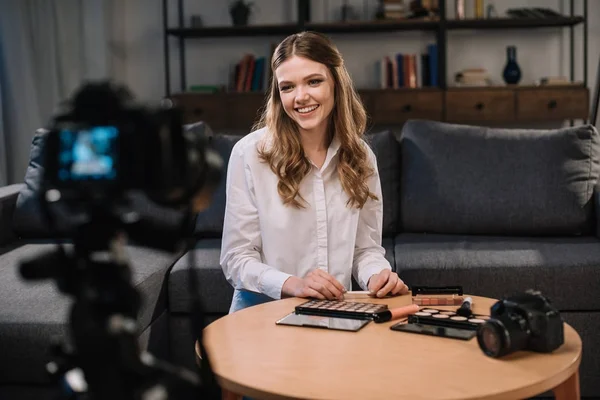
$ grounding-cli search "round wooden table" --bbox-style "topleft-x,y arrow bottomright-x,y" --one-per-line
199,295 -> 581,400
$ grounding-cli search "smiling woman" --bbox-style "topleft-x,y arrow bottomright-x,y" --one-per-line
219,31 -> 409,315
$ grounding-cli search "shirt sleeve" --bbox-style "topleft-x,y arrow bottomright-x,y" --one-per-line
219,142 -> 292,300
352,145 -> 393,290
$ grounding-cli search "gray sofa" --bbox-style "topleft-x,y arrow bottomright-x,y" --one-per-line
1,120 -> 599,399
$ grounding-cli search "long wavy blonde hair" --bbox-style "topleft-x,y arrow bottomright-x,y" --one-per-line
253,31 -> 376,209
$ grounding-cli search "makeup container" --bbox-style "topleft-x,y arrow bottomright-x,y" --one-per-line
407,308 -> 490,330
295,299 -> 388,320
411,285 -> 464,306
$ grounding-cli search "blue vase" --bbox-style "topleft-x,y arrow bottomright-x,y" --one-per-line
503,46 -> 522,85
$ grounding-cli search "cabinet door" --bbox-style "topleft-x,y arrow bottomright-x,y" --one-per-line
170,93 -> 226,129
516,87 -> 589,121
226,92 -> 267,131
445,89 -> 515,122
370,90 -> 443,124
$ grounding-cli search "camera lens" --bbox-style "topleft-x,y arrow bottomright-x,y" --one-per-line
477,315 -> 529,358
477,320 -> 507,357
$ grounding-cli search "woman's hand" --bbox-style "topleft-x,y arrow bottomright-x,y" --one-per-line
281,269 -> 346,300
367,270 -> 409,298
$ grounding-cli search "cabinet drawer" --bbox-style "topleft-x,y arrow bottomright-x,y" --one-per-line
516,88 -> 589,121
170,93 -> 226,129
370,90 -> 443,124
446,90 -> 515,122
226,92 -> 266,131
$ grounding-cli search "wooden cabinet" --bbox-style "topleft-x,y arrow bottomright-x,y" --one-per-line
516,87 -> 589,121
169,86 -> 589,131
226,92 -> 266,130
367,89 -> 443,124
171,92 -> 266,130
170,92 -> 226,128
446,89 -> 515,123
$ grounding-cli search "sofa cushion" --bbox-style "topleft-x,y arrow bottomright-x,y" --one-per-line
169,239 -> 233,314
194,134 -> 243,237
394,233 -> 600,310
0,243 -> 176,384
0,184 -> 23,245
400,120 -> 600,235
366,129 -> 401,236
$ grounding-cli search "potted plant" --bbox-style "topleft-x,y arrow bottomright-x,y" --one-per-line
230,0 -> 253,26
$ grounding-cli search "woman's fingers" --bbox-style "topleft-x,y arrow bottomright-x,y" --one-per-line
314,269 -> 346,294
376,273 -> 398,298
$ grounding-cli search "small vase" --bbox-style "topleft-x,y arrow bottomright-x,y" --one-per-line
502,46 -> 522,85
230,1 -> 251,26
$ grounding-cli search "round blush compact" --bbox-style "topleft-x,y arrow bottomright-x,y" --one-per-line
450,316 -> 468,321
468,318 -> 486,324
415,312 -> 432,317
421,309 -> 439,314
432,314 -> 450,319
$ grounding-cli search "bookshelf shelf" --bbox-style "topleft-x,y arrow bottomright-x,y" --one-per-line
166,16 -> 584,39
446,16 -> 584,30
167,19 -> 439,38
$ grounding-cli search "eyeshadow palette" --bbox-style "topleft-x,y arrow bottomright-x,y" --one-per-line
411,285 -> 464,306
295,299 -> 388,320
407,308 -> 490,331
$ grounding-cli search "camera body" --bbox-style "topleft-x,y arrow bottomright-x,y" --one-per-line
477,290 -> 564,358
43,81 -> 220,208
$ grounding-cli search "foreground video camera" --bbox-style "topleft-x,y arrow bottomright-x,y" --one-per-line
477,290 -> 564,358
19,81 -> 223,400
43,81 -> 220,208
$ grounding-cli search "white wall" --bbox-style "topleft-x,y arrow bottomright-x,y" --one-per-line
117,0 -> 598,123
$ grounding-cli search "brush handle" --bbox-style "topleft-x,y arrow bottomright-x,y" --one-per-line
457,296 -> 473,317
373,304 -> 420,323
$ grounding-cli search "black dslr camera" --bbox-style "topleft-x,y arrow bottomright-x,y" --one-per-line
477,290 -> 564,358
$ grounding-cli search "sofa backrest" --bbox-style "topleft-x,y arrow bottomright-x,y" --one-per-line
399,120 -> 600,236
194,133 -> 242,237
194,128 -> 403,238
365,129 -> 402,237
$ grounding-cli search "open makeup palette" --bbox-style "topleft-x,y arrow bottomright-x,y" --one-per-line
295,299 -> 388,320
408,308 -> 490,331
411,285 -> 464,306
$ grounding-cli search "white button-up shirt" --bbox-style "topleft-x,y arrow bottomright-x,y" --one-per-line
220,127 -> 391,313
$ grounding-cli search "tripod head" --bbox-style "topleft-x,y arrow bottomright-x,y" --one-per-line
18,81 -> 223,400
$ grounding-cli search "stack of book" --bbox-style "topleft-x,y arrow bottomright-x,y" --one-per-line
231,54 -> 267,92
377,43 -> 438,89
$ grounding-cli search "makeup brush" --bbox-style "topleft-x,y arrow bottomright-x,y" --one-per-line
456,296 -> 473,317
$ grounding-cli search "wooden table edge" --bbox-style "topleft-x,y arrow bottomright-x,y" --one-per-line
197,341 -> 582,400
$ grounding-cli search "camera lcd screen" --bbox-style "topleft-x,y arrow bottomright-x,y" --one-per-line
58,126 -> 118,182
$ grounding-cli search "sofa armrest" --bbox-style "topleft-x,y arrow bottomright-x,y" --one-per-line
593,181 -> 600,238
0,184 -> 25,246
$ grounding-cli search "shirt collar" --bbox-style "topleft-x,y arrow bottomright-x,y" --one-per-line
320,134 -> 341,172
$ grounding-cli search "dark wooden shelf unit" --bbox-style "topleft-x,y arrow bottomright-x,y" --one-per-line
171,85 -> 589,130
163,0 -> 591,128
